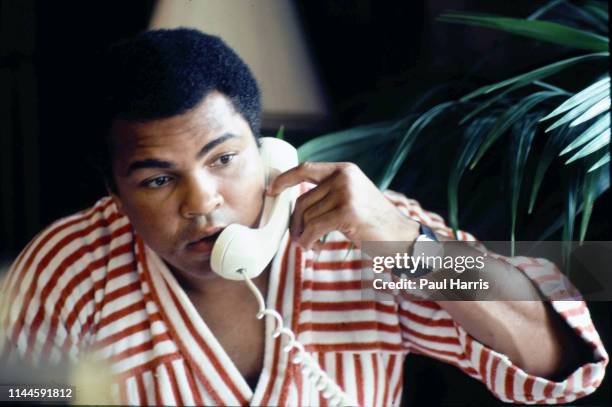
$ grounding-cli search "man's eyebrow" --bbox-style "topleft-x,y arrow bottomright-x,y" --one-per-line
126,159 -> 174,176
196,132 -> 238,159
125,133 -> 239,176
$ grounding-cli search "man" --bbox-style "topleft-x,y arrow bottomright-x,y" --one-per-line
0,28 -> 607,406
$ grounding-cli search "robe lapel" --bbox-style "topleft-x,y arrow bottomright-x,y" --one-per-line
137,233 -> 295,406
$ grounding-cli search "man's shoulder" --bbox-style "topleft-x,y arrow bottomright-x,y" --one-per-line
0,197 -> 136,361
6,196 -> 133,283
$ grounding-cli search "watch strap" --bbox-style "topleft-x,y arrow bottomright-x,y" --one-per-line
391,222 -> 438,278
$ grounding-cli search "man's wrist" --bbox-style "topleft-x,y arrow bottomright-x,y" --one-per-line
388,221 -> 441,279
398,218 -> 421,244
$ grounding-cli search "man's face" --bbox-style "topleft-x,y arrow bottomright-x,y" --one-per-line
110,92 -> 265,280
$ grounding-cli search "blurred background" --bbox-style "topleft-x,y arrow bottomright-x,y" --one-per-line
0,0 -> 610,405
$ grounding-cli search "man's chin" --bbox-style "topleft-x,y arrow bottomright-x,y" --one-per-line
163,256 -> 219,284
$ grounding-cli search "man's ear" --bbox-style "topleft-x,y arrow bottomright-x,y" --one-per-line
108,189 -> 125,215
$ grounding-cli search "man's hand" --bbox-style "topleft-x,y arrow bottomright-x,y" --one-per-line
266,161 -> 420,250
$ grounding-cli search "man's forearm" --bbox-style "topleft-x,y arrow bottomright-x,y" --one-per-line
438,299 -> 573,378
434,245 -> 584,378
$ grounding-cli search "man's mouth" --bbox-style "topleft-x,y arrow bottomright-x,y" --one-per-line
186,228 -> 224,253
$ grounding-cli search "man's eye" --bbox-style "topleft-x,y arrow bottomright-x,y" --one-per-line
142,175 -> 172,188
213,153 -> 236,166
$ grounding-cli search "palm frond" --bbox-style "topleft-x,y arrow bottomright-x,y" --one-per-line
448,117 -> 495,236
541,77 -> 609,120
560,114 -> 610,155
509,115 -> 539,255
470,91 -> 562,169
461,52 -> 608,101
562,174 -> 579,269
565,129 -> 610,164
528,127 -> 572,213
297,121 -> 398,163
533,81 -> 571,95
377,102 -> 454,190
459,83 -> 521,126
527,0 -> 564,20
533,76 -> 612,168
439,13 -> 609,52
545,94 -> 608,133
570,95 -> 611,127
579,165 -> 607,242
588,153 -> 610,172
565,1 -> 609,33
583,0 -> 609,22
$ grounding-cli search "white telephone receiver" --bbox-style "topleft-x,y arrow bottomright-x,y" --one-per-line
210,137 -> 299,280
208,137 -> 353,406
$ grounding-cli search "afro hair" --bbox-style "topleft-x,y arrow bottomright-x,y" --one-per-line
103,27 -> 261,133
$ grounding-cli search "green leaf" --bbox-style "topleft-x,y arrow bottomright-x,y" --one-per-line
470,91 -> 561,169
509,116 -> 539,255
536,159 -> 609,242
567,1 -> 609,33
540,76 -> 609,121
448,117 -> 495,236
562,175 -> 579,271
275,125 -> 285,140
459,83 -> 521,126
537,215 -> 565,241
297,121 -> 399,163
544,88 -> 609,132
460,52 -> 608,101
570,96 -> 611,127
527,0 -> 565,20
565,128 -> 610,164
560,114 -> 610,155
378,102 -> 455,190
584,0 -> 609,22
438,13 -> 609,52
588,153 -> 611,172
528,127 -> 572,213
579,167 -> 604,242
533,80 -> 571,95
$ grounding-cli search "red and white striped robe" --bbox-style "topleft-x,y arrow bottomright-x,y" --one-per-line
0,191 -> 608,406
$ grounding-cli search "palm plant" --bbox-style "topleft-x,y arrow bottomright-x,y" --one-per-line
295,0 -> 609,259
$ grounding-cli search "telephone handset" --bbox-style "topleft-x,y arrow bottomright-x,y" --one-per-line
210,137 -> 353,407
210,137 -> 299,280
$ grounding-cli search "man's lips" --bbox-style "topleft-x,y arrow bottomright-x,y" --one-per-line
186,227 -> 224,253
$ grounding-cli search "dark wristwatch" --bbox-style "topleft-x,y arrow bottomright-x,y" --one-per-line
392,223 -> 439,278
417,223 -> 438,242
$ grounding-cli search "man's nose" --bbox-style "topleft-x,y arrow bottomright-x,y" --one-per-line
179,175 -> 223,218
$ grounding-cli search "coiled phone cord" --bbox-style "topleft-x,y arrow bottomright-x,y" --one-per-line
239,269 -> 354,407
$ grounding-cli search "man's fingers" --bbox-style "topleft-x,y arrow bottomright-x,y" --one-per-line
290,178 -> 333,237
302,193 -> 337,225
267,162 -> 342,195
293,195 -> 337,240
298,209 -> 343,250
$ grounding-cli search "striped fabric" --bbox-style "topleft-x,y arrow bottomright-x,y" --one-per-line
0,191 -> 608,406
